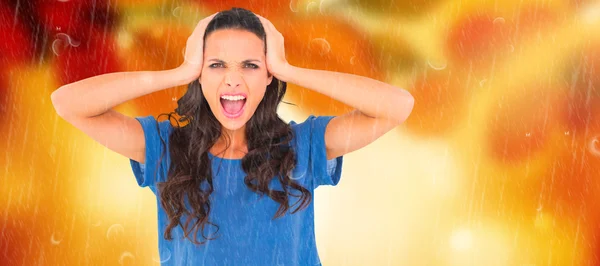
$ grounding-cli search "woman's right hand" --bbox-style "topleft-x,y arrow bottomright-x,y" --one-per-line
178,12 -> 219,83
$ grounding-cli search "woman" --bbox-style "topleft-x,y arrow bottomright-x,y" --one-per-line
51,7 -> 414,266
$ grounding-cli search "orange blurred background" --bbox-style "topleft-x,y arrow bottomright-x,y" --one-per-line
1,0 -> 599,265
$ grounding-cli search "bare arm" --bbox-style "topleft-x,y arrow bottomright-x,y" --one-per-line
50,12 -> 217,164
50,68 -> 193,119
50,68 -> 195,164
257,14 -> 414,160
279,66 -> 414,160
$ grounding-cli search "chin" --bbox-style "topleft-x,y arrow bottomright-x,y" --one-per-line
219,119 -> 247,131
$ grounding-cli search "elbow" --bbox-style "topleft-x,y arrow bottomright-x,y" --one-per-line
395,92 -> 414,124
50,88 -> 70,119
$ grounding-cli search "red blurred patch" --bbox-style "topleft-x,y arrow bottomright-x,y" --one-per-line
404,70 -> 472,135
0,216 -> 50,265
537,45 -> 600,216
121,24 -> 189,72
54,29 -> 121,85
0,3 -> 34,65
545,135 -> 600,266
446,13 -> 514,69
119,23 -> 191,115
447,6 -> 563,70
0,64 -> 7,120
486,85 -> 564,162
36,0 -> 120,40
543,134 -> 600,219
514,5 -> 564,39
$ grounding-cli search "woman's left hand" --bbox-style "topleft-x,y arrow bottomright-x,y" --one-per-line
256,14 -> 292,81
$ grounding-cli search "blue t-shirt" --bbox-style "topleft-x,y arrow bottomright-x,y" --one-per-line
129,115 -> 344,266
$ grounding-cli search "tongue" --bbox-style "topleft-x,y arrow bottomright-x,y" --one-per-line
221,99 -> 245,114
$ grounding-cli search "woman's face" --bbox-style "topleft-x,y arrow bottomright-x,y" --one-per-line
199,28 -> 273,132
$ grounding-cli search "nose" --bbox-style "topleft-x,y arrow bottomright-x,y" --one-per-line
224,72 -> 242,88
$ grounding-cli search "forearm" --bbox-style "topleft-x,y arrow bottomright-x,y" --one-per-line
278,65 -> 414,122
51,67 -> 192,118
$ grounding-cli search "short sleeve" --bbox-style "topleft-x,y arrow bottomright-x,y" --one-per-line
290,115 -> 344,189
129,115 -> 172,188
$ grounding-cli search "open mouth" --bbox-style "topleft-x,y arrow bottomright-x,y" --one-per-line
220,94 -> 247,118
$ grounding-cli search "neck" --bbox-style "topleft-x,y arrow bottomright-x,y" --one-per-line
211,126 -> 248,159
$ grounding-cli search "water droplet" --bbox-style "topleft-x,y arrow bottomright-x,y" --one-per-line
289,0 -> 299,13
525,132 -> 531,137
564,131 -> 570,135
427,59 -> 447,70
172,97 -> 177,101
119,251 -> 135,265
52,33 -> 81,56
479,79 -> 488,87
493,17 -> 506,25
589,136 -> 600,157
61,33 -> 80,47
309,38 -> 331,55
319,0 -> 328,14
152,248 -> 172,263
172,7 -> 182,18
350,56 -> 356,65
290,170 -> 306,180
50,232 -> 62,245
306,1 -> 318,13
51,39 -> 68,56
106,224 -> 125,240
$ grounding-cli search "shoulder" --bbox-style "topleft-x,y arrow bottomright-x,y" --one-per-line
129,115 -> 175,189
287,115 -> 343,188
289,115 -> 335,139
135,115 -> 174,142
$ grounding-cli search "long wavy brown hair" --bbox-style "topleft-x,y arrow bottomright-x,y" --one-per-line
151,7 -> 312,245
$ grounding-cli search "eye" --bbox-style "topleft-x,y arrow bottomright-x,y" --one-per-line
209,63 -> 223,68
245,63 -> 259,69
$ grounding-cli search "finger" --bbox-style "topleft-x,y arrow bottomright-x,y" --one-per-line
257,17 -> 267,30
256,15 -> 271,29
262,18 -> 278,34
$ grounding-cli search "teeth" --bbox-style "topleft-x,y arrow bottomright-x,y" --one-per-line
220,95 -> 246,101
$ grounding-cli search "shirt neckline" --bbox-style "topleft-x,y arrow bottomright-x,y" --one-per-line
208,152 -> 242,162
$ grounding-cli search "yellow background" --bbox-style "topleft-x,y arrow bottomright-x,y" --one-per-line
1,0 -> 600,265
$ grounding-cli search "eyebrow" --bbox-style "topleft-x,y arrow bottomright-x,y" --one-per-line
207,59 -> 262,63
